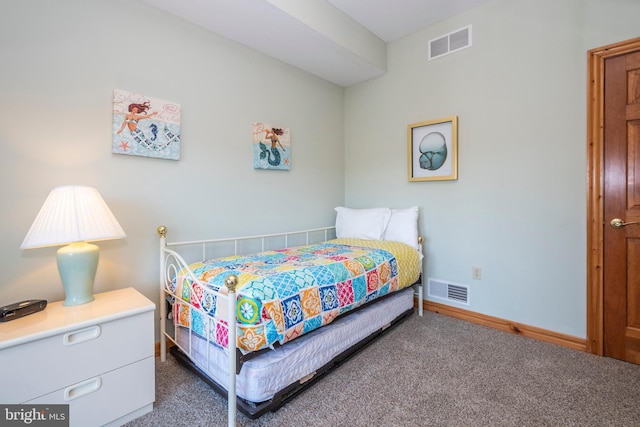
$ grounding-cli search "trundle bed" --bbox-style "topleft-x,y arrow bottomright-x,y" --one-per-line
159,207 -> 424,424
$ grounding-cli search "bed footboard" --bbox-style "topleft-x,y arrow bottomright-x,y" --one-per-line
158,226 -> 338,426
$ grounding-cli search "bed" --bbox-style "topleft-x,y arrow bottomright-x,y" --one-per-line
159,207 -> 424,424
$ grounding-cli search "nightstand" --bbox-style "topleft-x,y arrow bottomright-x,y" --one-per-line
0,287 -> 156,427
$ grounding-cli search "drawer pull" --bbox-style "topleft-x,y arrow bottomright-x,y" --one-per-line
64,377 -> 102,401
63,325 -> 101,345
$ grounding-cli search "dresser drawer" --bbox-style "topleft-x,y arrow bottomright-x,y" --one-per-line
27,356 -> 155,427
1,310 -> 154,403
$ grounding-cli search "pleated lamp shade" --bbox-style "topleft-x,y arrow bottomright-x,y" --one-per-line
21,186 -> 126,249
21,186 -> 126,306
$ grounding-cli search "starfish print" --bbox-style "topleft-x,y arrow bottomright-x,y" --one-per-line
119,140 -> 130,151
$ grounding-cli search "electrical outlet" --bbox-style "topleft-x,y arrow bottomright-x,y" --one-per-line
472,266 -> 482,280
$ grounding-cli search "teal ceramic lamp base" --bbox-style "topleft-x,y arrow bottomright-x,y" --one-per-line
57,242 -> 99,306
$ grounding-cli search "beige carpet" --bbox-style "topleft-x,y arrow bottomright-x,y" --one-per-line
125,311 -> 640,426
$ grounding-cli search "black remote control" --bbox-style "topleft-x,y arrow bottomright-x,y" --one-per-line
0,299 -> 47,322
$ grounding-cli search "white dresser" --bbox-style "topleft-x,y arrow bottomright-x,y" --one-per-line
0,287 -> 156,427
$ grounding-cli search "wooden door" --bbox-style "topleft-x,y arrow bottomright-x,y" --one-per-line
587,37 -> 640,363
602,50 -> 640,363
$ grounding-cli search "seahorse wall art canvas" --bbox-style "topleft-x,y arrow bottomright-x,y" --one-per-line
253,122 -> 291,170
112,89 -> 181,160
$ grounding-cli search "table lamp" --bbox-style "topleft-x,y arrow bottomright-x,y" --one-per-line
21,186 -> 126,306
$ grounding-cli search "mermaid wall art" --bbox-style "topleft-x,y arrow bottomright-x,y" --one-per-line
112,89 -> 181,160
253,122 -> 291,170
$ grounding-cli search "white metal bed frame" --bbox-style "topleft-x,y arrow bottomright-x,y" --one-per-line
158,225 -> 423,426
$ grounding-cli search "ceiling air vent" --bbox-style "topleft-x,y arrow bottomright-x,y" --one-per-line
428,25 -> 472,61
428,278 -> 470,305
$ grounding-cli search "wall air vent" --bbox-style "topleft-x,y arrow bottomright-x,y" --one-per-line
428,25 -> 472,60
428,278 -> 470,305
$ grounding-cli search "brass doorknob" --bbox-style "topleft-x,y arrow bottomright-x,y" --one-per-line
610,218 -> 639,228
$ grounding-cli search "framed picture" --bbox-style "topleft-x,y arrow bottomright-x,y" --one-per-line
253,122 -> 291,170
112,89 -> 181,160
408,116 -> 458,181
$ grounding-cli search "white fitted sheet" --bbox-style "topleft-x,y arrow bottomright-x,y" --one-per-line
175,287 -> 414,402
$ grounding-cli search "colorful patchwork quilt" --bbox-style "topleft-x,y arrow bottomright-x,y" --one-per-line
169,239 -> 421,354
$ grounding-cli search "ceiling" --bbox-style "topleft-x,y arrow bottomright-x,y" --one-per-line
141,0 -> 489,87
326,0 -> 487,43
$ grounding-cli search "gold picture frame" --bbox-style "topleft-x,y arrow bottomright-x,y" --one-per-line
408,116 -> 458,181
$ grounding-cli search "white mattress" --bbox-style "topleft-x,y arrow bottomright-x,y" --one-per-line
175,287 -> 414,402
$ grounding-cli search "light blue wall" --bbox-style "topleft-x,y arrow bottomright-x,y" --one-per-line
0,0 -> 344,324
343,0 -> 640,338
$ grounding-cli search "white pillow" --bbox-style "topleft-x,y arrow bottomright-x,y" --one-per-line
383,207 -> 419,250
334,207 -> 391,240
